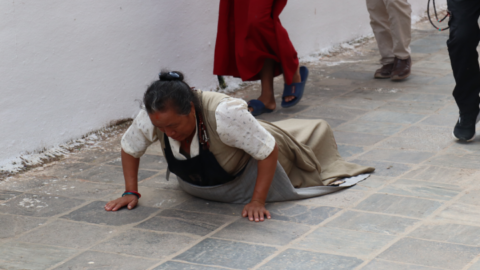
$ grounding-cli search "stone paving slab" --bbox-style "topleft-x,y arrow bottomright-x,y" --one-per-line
174,238 -> 277,269
408,222 -> 480,246
297,189 -> 368,208
293,227 -> 395,257
172,198 -> 245,217
350,159 -> 413,177
426,154 -> 480,170
266,202 -> 341,225
377,238 -> 480,270
212,219 -> 311,246
0,190 -> 22,201
135,209 -> 236,236
61,201 -> 159,226
41,162 -> 95,179
75,165 -> 158,184
377,101 -> 445,115
358,111 -> 425,124
434,203 -> 480,226
2,20 -> 480,269
28,178 -> 117,199
301,105 -> 368,121
354,193 -> 442,218
153,261 -> 230,270
0,214 -> 46,239
377,126 -> 454,152
75,149 -> 120,163
0,176 -> 61,192
362,260 -> 444,270
259,249 -> 363,270
469,260 -> 480,270
378,179 -> 463,201
107,154 -> 168,171
333,131 -> 388,147
91,229 -> 198,259
17,219 -> 114,249
139,172 -> 180,190
403,165 -> 480,186
324,210 -> 419,235
108,186 -> 192,208
0,193 -> 85,217
52,251 -> 159,270
334,121 -> 406,136
357,148 -> 435,164
457,189 -> 480,206
0,242 -> 78,270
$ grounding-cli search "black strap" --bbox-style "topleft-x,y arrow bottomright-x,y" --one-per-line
194,90 -> 210,150
197,109 -> 210,150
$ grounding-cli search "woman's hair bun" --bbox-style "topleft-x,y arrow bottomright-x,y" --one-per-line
159,71 -> 184,81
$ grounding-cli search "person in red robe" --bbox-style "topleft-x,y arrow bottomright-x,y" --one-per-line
214,0 -> 308,116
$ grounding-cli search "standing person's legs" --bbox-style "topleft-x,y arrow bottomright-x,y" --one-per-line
448,0 -> 480,141
247,0 -> 300,112
366,0 -> 396,78
385,0 -> 412,80
248,58 -> 300,112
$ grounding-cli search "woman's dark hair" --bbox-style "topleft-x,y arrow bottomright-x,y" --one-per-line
143,71 -> 200,115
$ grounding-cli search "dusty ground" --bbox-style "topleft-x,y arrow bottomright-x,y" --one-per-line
2,19 -> 480,270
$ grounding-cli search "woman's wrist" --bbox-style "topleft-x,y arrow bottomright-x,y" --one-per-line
124,181 -> 138,194
122,190 -> 141,199
250,198 -> 266,204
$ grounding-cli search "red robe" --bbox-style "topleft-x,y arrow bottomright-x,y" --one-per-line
213,0 -> 299,85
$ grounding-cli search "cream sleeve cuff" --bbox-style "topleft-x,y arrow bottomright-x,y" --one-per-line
121,109 -> 158,158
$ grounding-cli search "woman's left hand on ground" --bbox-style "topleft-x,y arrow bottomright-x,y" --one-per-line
104,195 -> 138,211
242,200 -> 271,222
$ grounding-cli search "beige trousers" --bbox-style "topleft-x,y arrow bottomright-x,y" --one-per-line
366,0 -> 412,65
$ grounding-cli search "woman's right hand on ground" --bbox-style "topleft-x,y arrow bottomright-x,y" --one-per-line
242,200 -> 271,222
104,195 -> 138,211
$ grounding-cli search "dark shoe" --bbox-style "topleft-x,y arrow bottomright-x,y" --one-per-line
453,111 -> 480,142
391,57 -> 411,81
374,63 -> 394,79
281,66 -> 309,108
248,99 -> 274,116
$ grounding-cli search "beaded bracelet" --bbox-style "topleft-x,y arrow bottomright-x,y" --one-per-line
122,190 -> 141,199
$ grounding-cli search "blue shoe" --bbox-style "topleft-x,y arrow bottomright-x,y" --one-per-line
247,99 -> 274,117
281,66 -> 309,108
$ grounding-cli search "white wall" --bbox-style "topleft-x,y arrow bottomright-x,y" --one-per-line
0,0 -> 428,168
282,0 -> 426,56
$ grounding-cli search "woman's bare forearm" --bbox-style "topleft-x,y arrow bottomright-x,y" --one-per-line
251,144 -> 278,203
104,150 -> 140,211
121,149 -> 140,191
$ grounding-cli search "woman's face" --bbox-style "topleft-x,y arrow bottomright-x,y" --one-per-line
148,103 -> 196,142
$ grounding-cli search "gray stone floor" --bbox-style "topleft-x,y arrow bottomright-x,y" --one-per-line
2,20 -> 480,270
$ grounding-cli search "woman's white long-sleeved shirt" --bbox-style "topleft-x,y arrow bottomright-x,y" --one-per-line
121,97 -> 276,161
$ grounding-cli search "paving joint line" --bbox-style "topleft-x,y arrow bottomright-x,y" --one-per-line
46,207 -> 165,269
146,216 -> 242,270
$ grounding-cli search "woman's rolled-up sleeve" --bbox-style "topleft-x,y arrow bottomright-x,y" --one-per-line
215,98 -> 275,160
121,109 -> 158,158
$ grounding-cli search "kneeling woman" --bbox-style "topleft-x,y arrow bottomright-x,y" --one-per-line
105,71 -> 374,221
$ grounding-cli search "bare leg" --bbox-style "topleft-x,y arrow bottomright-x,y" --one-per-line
284,66 -> 301,103
249,60 -> 302,112
250,58 -> 276,112
291,65 -> 301,83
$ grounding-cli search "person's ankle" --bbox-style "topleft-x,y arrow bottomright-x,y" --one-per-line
256,96 -> 276,110
291,73 -> 301,84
